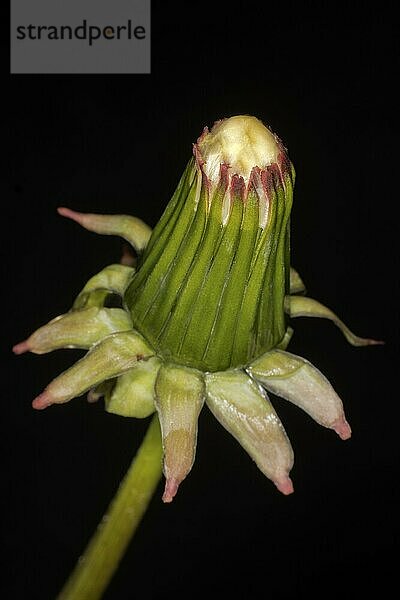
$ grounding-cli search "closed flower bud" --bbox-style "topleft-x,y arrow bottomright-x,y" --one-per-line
14,114 -> 382,500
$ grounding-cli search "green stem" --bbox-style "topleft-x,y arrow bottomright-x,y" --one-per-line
58,415 -> 163,600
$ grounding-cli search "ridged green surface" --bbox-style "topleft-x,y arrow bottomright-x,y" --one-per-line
179,190 -> 243,366
204,189 -> 259,368
125,162 -> 294,371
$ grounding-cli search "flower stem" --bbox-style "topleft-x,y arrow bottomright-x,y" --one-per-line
58,415 -> 163,600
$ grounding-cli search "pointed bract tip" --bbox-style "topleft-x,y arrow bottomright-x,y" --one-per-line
274,475 -> 294,496
366,338 -> 385,346
57,206 -> 86,225
12,340 -> 30,355
333,417 -> 352,440
162,477 -> 180,503
230,173 -> 246,199
57,206 -> 73,217
32,390 -> 53,411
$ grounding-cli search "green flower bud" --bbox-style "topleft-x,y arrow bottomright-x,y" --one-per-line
125,115 -> 294,371
14,114 -> 382,501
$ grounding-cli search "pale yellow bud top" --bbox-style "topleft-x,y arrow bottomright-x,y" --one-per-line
198,115 -> 280,183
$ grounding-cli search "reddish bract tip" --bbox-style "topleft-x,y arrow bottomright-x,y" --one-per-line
218,163 -> 230,192
260,166 -> 275,198
248,165 -> 262,188
230,173 -> 246,200
267,163 -> 282,187
57,206 -> 87,225
274,476 -> 294,496
32,390 -> 53,411
192,131 -> 207,171
333,417 -> 352,440
12,340 -> 30,355
277,149 -> 292,181
162,477 -> 180,503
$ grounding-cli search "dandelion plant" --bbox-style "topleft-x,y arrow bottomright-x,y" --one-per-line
14,115 -> 382,599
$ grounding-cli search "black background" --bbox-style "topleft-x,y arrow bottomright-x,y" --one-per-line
5,3 -> 398,599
